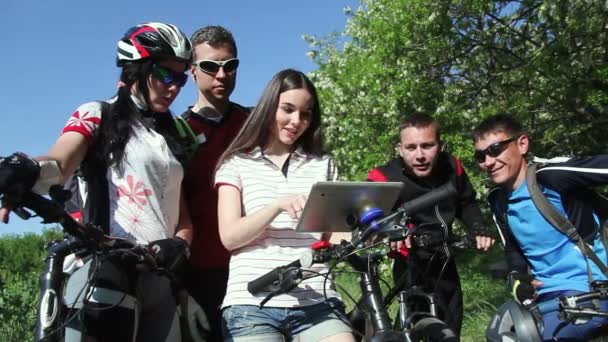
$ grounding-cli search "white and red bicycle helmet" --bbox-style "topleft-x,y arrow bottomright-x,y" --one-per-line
117,22 -> 192,66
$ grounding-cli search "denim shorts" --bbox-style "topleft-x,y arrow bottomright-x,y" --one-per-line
221,298 -> 352,341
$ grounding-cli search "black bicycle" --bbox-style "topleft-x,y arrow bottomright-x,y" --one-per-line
1,185 -> 204,342
380,228 -> 473,342
247,182 -> 460,342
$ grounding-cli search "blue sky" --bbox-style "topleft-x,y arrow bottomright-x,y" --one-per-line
0,0 -> 358,235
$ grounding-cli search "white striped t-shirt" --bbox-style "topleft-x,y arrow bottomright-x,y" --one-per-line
215,146 -> 340,308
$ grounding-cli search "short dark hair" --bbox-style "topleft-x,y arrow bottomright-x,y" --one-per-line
190,25 -> 237,57
472,113 -> 526,142
399,112 -> 440,141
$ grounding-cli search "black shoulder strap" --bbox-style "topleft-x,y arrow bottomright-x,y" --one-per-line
526,163 -> 608,277
79,101 -> 111,233
174,115 -> 199,161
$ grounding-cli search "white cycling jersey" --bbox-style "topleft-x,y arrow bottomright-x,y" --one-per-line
61,99 -> 182,244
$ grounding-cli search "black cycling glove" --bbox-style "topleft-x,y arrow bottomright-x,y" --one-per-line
509,271 -> 537,306
0,152 -> 40,195
149,237 -> 191,273
468,222 -> 493,238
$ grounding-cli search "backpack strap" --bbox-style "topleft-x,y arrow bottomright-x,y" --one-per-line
174,115 -> 199,162
526,163 -> 608,278
72,101 -> 111,233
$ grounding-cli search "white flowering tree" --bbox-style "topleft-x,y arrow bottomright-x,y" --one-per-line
308,0 -> 608,182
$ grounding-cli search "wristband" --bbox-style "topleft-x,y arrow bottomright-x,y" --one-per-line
32,160 -> 62,195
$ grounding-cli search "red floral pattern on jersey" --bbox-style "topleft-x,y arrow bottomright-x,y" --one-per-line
117,175 -> 154,208
63,109 -> 102,144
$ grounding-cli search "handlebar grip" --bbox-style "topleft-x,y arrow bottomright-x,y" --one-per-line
247,251 -> 313,295
247,259 -> 301,295
247,268 -> 281,295
401,182 -> 457,215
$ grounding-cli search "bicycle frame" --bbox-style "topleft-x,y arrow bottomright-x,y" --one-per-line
346,239 -> 461,341
390,243 -> 461,332
345,251 -> 404,340
320,212 -> 459,341
397,287 -> 439,330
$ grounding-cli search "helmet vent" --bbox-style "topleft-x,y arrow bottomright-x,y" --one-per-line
158,26 -> 178,47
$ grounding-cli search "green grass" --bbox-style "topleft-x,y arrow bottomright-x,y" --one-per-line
459,248 -> 509,341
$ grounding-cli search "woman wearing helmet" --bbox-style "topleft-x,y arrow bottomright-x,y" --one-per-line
0,22 -> 194,341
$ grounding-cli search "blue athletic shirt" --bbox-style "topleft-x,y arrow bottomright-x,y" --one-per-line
507,180 -> 608,293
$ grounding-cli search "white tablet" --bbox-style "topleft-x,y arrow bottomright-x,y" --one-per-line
294,181 -> 403,233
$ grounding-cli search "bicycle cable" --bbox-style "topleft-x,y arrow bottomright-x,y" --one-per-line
320,240 -> 388,338
39,252 -> 102,341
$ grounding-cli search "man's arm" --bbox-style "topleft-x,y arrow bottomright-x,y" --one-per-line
452,157 -> 495,250
536,155 -> 608,192
487,188 -> 528,273
367,167 -> 389,182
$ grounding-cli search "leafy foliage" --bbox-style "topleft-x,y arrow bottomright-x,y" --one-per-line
307,0 -> 608,182
306,2 -> 608,339
0,229 -> 62,341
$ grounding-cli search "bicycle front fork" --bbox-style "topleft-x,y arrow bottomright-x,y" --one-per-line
35,239 -> 72,342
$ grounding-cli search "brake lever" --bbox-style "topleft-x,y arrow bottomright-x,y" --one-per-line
450,235 -> 475,251
1,191 -> 32,220
384,227 -> 407,242
13,206 -> 32,220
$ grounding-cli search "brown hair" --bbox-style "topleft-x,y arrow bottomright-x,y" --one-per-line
398,112 -> 440,141
215,69 -> 325,174
472,113 -> 526,142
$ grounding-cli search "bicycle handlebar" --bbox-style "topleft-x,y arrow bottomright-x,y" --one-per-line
1,187 -> 159,268
401,182 -> 457,216
536,291 -> 608,314
247,182 -> 459,298
2,187 -> 110,245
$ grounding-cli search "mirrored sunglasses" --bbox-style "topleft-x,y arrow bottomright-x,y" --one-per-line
195,58 -> 239,74
151,65 -> 188,87
474,137 -> 518,163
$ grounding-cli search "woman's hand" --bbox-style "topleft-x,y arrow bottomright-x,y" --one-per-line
218,187 -> 309,251
275,194 -> 307,219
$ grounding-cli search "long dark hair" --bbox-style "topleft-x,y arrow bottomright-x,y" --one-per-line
216,69 -> 325,171
89,60 -> 187,171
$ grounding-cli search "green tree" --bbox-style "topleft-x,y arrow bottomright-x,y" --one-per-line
307,0 -> 608,183
0,229 -> 62,341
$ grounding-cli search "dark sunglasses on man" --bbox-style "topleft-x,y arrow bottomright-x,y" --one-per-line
194,58 -> 240,75
151,65 -> 188,87
474,137 -> 519,163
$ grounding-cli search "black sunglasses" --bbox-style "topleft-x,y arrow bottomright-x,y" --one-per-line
151,65 -> 188,87
194,58 -> 239,74
474,137 -> 518,163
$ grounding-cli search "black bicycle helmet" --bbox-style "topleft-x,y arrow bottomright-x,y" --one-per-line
117,22 -> 192,66
486,299 -> 543,342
